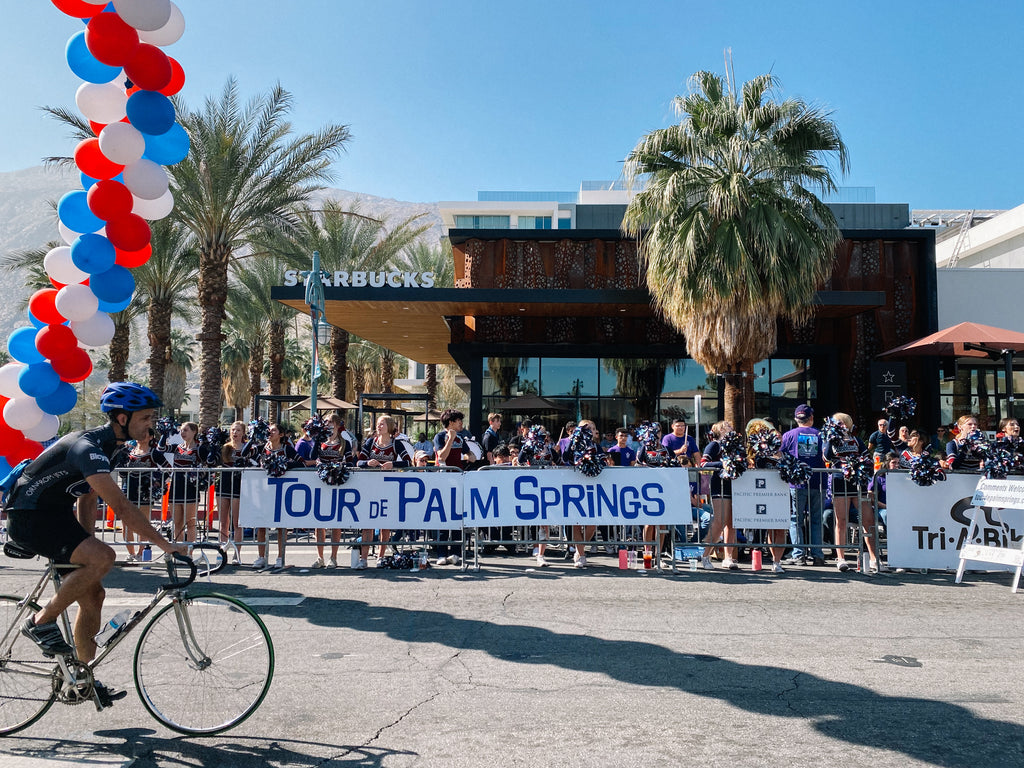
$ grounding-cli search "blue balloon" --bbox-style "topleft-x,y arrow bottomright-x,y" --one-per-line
0,457 -> 12,481
80,172 -> 98,190
37,381 -> 78,416
89,265 -> 135,304
65,30 -> 120,84
8,327 -> 45,365
57,190 -> 104,234
143,123 -> 190,166
71,234 -> 116,275
97,294 -> 133,313
19,363 -> 61,399
126,92 -> 176,136
28,310 -> 46,330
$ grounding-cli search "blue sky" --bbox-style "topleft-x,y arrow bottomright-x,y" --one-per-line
1,0 -> 1020,208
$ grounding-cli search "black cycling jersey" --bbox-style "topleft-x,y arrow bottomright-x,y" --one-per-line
7,424 -> 123,512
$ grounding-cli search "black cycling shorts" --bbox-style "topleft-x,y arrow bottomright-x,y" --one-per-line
7,506 -> 90,565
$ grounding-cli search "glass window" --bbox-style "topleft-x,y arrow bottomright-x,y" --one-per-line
453,215 -> 511,229
540,358 -> 598,397
484,357 -> 539,398
517,216 -> 552,230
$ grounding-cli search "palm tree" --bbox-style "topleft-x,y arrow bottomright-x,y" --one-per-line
257,201 -> 430,402
223,294 -> 270,419
400,238 -> 454,408
221,334 -> 251,421
347,340 -> 379,398
163,329 -> 196,419
623,66 -> 848,427
171,78 -> 351,428
230,255 -> 296,421
135,219 -> 199,400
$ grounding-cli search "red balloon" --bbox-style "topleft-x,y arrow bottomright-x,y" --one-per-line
106,214 -> 151,252
74,138 -> 124,181
52,348 -> 93,384
160,57 -> 186,96
0,417 -> 26,459
125,44 -> 172,92
49,277 -> 67,290
35,325 -> 79,361
89,120 -> 106,137
88,180 -> 134,221
115,243 -> 152,268
9,440 -> 44,464
85,13 -> 140,67
28,289 -> 66,325
51,0 -> 105,18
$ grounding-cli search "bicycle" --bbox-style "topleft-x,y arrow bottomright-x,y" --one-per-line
0,541 -> 274,736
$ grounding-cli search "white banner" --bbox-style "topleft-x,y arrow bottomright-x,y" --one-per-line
463,466 -> 691,527
731,470 -> 791,529
238,466 -> 693,530
239,469 -> 463,530
886,472 -> 1024,569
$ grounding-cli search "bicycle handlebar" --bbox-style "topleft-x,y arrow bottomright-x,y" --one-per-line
161,551 -> 197,590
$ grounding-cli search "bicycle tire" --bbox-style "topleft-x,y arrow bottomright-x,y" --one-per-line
133,593 -> 273,735
0,596 -> 57,736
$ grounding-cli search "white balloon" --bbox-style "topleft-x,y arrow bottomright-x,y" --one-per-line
81,0 -> 109,5
75,82 -> 127,125
23,414 -> 59,442
122,159 -> 168,200
55,284 -> 100,323
70,311 -> 116,348
113,0 -> 172,31
138,2 -> 185,46
44,246 -> 90,286
132,189 -> 174,220
4,397 -> 44,432
58,221 -> 81,246
0,363 -> 27,399
98,122 -> 146,166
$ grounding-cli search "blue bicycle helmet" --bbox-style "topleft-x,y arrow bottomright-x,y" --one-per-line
100,382 -> 162,413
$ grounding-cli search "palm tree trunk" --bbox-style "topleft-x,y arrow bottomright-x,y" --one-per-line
722,363 -> 754,430
147,298 -> 173,401
353,366 -> 365,396
197,244 -> 231,429
249,340 -> 265,418
330,327 -> 349,401
109,312 -> 131,382
425,363 -> 437,409
953,366 -> 972,417
268,322 -> 286,422
380,349 -> 395,393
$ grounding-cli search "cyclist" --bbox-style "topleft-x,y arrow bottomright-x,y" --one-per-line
6,382 -> 187,707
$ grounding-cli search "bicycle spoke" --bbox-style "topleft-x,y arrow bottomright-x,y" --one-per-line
0,597 -> 58,735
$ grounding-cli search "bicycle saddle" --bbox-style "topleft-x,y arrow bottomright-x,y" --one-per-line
3,541 -> 36,559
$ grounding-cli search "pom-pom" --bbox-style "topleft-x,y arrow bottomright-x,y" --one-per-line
841,453 -> 874,488
155,417 -> 178,441
303,415 -> 331,445
884,395 -> 917,423
634,421 -> 662,450
263,453 -> 290,478
518,424 -> 550,465
963,429 -> 990,457
908,453 -> 946,486
778,454 -> 811,485
720,454 -> 746,481
748,426 -> 782,464
317,461 -> 351,486
819,417 -> 847,448
983,446 -> 1014,480
247,418 -> 270,445
574,450 -> 605,477
202,427 -> 228,465
718,431 -> 747,480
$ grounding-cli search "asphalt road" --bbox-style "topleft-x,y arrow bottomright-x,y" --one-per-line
2,550 -> 1023,768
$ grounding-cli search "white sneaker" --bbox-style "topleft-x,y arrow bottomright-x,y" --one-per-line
328,556 -> 338,569
354,558 -> 367,570
574,555 -> 587,569
449,554 -> 461,566
723,558 -> 739,571
231,544 -> 241,565
273,557 -> 285,569
701,556 -> 714,570
125,554 -> 137,564
536,554 -> 549,567
772,563 -> 785,574
252,556 -> 267,570
836,559 -> 850,572
311,557 -> 325,569
870,560 -> 890,573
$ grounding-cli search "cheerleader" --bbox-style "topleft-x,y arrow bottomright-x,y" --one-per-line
635,422 -> 674,567
746,419 -> 787,573
356,415 -> 411,569
167,422 -> 210,543
119,436 -> 169,562
313,412 -> 352,569
252,423 -> 306,570
217,421 -> 249,565
700,421 -> 738,571
559,419 -> 601,568
944,414 -> 986,471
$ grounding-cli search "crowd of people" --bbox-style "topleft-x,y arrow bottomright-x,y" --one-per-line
105,403 -> 1022,575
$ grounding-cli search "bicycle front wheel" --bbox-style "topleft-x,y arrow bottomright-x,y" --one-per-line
133,593 -> 274,735
0,596 -> 57,736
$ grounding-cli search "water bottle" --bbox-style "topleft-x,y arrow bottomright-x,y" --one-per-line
94,609 -> 132,647
141,545 -> 152,570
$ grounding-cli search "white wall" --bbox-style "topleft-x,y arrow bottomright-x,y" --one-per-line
937,269 -> 1024,332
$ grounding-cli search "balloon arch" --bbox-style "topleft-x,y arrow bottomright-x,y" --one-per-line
0,0 -> 188,473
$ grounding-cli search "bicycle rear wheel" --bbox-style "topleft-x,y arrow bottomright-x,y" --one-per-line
0,596 -> 57,736
133,593 -> 273,735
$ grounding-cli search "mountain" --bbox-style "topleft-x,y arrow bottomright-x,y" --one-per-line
0,165 -> 444,341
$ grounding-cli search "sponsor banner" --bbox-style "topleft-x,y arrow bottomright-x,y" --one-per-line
971,478 -> 1024,510
886,473 -> 1024,569
239,469 -> 463,530
731,470 -> 791,529
462,467 -> 690,527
